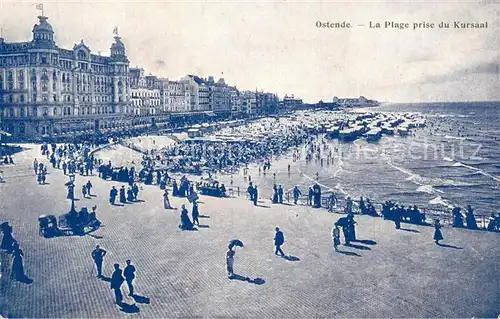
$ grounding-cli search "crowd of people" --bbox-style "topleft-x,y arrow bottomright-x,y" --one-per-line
2,113 -> 499,317
381,201 -> 427,226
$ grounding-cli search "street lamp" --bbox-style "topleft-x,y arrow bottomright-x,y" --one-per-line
67,173 -> 76,214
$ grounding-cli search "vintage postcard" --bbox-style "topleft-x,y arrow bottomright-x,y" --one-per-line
0,0 -> 498,318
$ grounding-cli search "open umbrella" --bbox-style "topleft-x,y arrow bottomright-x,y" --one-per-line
229,239 -> 244,249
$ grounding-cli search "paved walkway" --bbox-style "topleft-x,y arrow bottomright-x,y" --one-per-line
0,145 -> 499,318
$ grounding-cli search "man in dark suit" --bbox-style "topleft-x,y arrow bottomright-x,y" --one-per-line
109,186 -> 118,205
123,260 -> 136,296
274,227 -> 285,257
91,245 -> 107,278
110,263 -> 124,304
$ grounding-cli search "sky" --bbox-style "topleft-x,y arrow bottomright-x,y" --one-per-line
0,0 -> 498,103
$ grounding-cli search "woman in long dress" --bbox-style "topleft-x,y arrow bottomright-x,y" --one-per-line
434,219 -> 444,244
1,222 -> 14,252
163,189 -> 173,209
11,242 -> 25,281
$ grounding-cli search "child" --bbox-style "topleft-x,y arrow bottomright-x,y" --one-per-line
333,225 -> 341,251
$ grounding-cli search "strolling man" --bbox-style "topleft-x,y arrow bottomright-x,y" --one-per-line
124,260 -> 136,296
91,244 -> 107,278
109,186 -> 118,205
86,180 -> 93,196
110,263 -> 125,305
274,227 -> 285,257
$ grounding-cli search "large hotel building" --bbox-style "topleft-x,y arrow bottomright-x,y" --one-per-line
0,15 -> 157,140
0,14 -> 282,141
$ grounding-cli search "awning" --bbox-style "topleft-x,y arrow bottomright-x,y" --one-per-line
0,130 -> 12,137
204,111 -> 216,117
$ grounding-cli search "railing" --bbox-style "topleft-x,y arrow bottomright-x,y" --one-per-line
218,184 -> 493,229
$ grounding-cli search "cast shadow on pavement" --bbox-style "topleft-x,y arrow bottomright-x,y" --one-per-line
199,215 -> 210,218
344,243 -> 371,250
352,239 -> 377,245
400,228 -> 420,233
336,250 -> 361,257
255,204 -> 271,208
132,294 -> 150,304
86,233 -> 104,239
282,255 -> 300,262
230,274 -> 265,285
198,224 -> 210,228
437,242 -> 463,249
119,302 -> 140,314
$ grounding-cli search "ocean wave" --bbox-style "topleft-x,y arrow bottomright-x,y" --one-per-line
461,171 -> 482,178
429,196 -> 454,208
387,159 -> 475,189
444,135 -> 466,140
416,185 -> 444,194
452,162 -> 500,182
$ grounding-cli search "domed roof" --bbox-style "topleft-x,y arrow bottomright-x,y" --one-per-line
33,16 -> 54,33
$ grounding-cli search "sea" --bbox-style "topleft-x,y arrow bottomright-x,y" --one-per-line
223,102 -> 500,215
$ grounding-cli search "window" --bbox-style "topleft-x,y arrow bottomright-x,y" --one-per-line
78,50 -> 87,60
43,107 -> 48,116
0,74 -> 3,89
41,74 -> 49,92
18,70 -> 24,90
20,108 -> 25,117
20,95 -> 25,103
53,107 -> 58,116
7,71 -> 14,90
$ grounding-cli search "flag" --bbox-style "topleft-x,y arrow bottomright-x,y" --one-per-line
113,27 -> 118,36
36,3 -> 43,10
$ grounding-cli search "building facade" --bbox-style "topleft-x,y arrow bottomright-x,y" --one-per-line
281,94 -> 304,109
162,79 -> 190,114
241,91 -> 256,115
229,86 -> 242,116
0,15 -> 136,140
209,77 -> 231,116
182,75 -> 211,113
256,91 -> 279,115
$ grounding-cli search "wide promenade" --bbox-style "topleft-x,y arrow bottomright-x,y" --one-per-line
0,144 -> 499,318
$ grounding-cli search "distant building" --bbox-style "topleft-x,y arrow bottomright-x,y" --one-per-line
241,91 -> 256,115
161,78 -> 190,114
281,94 -> 303,109
0,15 -> 133,139
256,91 -> 279,115
129,68 -> 168,128
209,77 -> 231,116
229,86 -> 242,116
332,96 -> 379,107
182,75 -> 211,114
